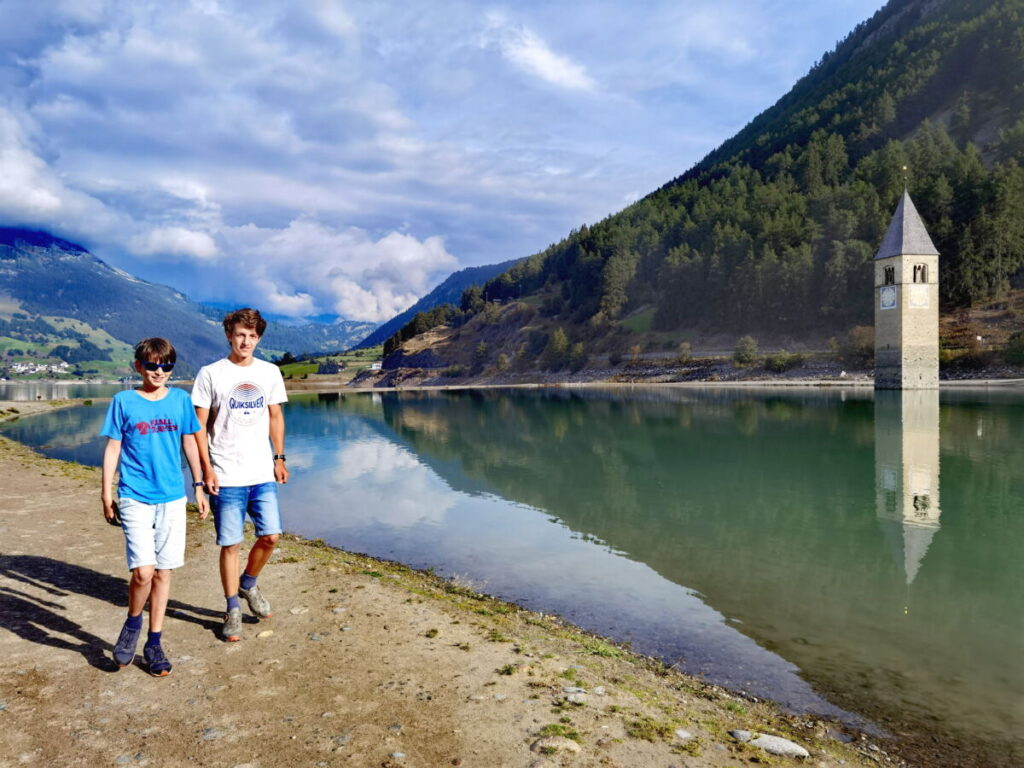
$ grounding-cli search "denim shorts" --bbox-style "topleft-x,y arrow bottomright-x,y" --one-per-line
119,496 -> 187,571
211,482 -> 282,547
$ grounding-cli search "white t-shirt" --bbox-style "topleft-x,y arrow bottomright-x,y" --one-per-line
191,357 -> 288,487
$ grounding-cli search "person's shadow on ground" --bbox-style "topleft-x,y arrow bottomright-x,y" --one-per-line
0,555 -> 227,669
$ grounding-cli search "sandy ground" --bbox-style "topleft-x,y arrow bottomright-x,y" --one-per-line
0,402 -> 894,768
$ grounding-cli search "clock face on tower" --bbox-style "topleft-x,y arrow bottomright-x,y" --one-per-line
879,285 -> 897,310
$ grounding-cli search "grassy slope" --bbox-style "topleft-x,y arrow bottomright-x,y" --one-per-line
0,303 -> 136,377
280,345 -> 384,383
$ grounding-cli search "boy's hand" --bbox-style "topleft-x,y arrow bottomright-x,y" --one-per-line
204,470 -> 220,495
274,459 -> 289,484
195,490 -> 210,520
102,496 -> 119,526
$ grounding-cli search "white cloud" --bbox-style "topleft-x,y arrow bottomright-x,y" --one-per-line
311,0 -> 356,39
225,218 -> 457,322
483,13 -> 596,92
131,226 -> 218,260
0,108 -> 122,235
255,279 -> 317,317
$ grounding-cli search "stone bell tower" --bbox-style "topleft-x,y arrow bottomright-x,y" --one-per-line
874,190 -> 940,389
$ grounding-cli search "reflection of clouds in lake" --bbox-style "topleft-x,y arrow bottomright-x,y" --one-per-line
282,451 -> 313,471
328,439 -> 422,484
36,431 -> 104,450
287,438 -> 456,530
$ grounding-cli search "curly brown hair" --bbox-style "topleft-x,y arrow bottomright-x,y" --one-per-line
222,307 -> 267,338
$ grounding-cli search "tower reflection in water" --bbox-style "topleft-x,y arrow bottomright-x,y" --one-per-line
874,389 -> 941,610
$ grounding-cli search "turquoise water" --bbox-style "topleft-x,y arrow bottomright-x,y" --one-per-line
4,386 -> 1021,760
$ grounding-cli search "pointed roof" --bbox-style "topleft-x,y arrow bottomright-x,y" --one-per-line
878,518 -> 940,586
902,523 -> 938,585
874,190 -> 939,260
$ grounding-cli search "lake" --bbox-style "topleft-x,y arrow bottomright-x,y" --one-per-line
0,380 -> 132,401
3,385 -> 1021,762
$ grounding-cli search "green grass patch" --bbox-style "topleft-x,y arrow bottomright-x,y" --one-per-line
280,362 -> 319,376
538,723 -> 582,742
620,306 -> 655,334
581,638 -> 624,657
559,667 -> 582,684
625,715 -> 678,742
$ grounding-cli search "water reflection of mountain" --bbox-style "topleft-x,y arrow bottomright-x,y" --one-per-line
0,404 -> 109,464
367,388 -> 1022,758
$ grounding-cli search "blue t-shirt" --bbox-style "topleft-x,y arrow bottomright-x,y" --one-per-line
100,387 -> 201,504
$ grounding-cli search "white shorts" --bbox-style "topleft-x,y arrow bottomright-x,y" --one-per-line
118,496 -> 186,571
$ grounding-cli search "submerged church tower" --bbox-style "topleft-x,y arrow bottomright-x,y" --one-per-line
874,191 -> 940,389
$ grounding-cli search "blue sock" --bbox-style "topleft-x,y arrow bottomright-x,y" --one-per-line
126,613 -> 144,631
226,594 -> 240,612
146,630 -> 162,648
240,572 -> 257,591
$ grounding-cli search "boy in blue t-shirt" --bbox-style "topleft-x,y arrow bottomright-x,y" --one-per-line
100,338 -> 209,676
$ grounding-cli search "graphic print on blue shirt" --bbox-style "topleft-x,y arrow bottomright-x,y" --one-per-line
100,388 -> 200,504
133,418 -> 179,436
228,381 -> 265,426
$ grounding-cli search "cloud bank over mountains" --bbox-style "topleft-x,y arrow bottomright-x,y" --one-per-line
0,0 -> 883,322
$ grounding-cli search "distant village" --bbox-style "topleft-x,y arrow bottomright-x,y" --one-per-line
4,360 -> 71,377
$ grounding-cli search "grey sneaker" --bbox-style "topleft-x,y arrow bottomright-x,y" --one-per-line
239,584 -> 273,618
222,607 -> 242,642
113,621 -> 141,667
144,643 -> 172,677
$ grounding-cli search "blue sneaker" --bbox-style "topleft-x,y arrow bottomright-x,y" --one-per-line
112,622 -> 141,668
143,643 -> 172,677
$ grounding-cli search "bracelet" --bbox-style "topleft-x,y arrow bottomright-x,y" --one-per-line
193,481 -> 205,488
273,454 -> 286,461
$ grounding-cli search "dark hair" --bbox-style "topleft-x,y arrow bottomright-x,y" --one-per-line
134,337 -> 177,364
223,307 -> 267,338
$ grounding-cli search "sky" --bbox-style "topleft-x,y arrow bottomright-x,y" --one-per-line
0,0 -> 886,324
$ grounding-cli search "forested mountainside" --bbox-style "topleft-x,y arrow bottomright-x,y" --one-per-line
475,0 -> 1024,337
456,0 -> 1024,341
355,258 -> 521,350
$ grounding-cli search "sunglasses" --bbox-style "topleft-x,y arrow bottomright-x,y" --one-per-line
141,362 -> 175,372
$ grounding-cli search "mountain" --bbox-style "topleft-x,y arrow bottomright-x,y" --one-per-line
353,258 -> 521,350
197,303 -> 376,357
0,228 -> 227,375
0,229 -> 373,376
386,0 -> 1024,374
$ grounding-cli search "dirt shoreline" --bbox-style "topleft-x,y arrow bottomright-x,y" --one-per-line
0,401 -> 902,768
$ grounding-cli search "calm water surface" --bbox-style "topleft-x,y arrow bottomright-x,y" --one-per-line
0,381 -> 130,400
3,386 -> 1021,759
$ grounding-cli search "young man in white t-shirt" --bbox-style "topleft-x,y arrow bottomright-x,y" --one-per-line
192,308 -> 289,641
